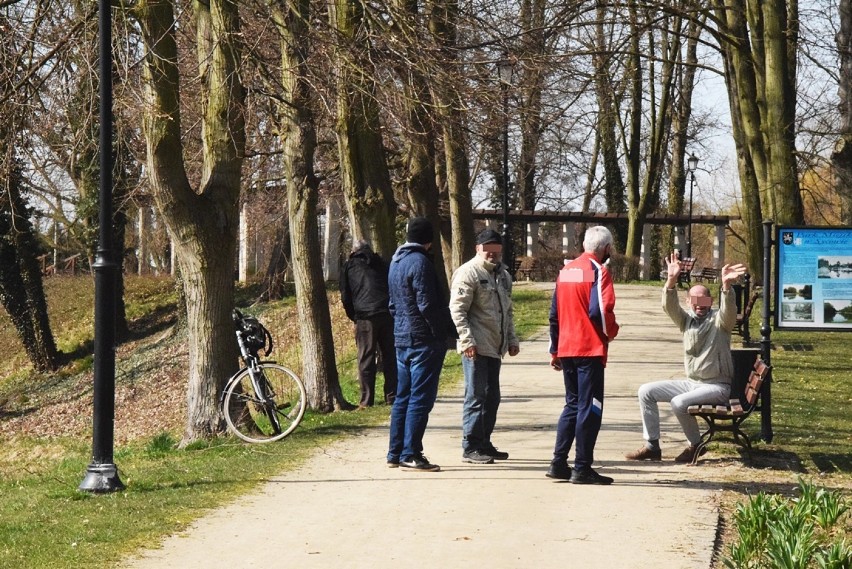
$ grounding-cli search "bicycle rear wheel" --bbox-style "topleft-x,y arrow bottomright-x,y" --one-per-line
223,363 -> 307,443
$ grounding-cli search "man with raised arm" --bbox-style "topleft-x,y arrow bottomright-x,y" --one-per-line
625,253 -> 747,463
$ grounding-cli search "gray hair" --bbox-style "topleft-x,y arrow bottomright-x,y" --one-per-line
351,239 -> 371,254
583,226 -> 614,256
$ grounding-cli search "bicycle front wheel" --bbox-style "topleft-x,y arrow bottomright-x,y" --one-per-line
223,363 -> 307,443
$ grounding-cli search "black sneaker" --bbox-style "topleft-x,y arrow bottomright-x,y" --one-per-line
570,468 -> 613,485
387,458 -> 399,468
545,461 -> 572,480
399,454 -> 441,472
462,450 -> 495,464
483,446 -> 509,460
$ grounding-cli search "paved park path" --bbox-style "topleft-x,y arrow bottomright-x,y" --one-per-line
125,284 -> 724,569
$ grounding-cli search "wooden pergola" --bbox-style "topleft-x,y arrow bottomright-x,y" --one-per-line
471,209 -> 739,280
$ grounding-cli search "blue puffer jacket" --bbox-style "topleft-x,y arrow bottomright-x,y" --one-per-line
388,243 -> 452,348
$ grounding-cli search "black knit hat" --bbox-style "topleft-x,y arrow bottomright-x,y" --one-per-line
476,228 -> 502,246
406,217 -> 434,245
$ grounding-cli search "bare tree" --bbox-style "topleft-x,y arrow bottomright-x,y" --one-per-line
270,0 -> 353,411
134,0 -> 245,443
328,0 -> 398,259
709,0 -> 804,276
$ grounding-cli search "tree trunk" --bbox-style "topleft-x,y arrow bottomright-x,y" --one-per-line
0,152 -> 60,372
833,0 -> 852,224
761,0 -> 803,225
329,0 -> 397,259
712,0 -> 803,277
594,0 -> 626,247
137,0 -> 245,444
665,14 -> 700,259
273,0 -> 353,412
0,12 -> 59,373
517,0 -> 546,213
429,0 -> 474,277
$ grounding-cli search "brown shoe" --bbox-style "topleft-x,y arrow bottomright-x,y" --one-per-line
674,445 -> 708,463
625,446 -> 662,461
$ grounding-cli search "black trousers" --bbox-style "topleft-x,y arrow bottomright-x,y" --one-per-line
355,313 -> 398,406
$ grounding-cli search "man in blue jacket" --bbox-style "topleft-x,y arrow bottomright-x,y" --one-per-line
386,217 -> 452,472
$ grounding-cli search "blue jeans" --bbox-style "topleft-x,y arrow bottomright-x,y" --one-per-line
552,357 -> 605,471
387,342 -> 446,461
461,355 -> 502,452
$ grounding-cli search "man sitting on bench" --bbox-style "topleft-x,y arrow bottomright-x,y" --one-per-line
625,253 -> 747,463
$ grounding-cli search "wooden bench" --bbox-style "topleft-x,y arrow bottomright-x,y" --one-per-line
693,266 -> 720,283
687,354 -> 771,464
735,291 -> 760,343
729,275 -> 758,343
677,257 -> 696,286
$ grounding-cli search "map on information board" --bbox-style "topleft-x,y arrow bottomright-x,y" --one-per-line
775,226 -> 852,331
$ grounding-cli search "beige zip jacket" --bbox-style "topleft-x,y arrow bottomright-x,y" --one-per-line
450,255 -> 519,359
663,287 -> 737,384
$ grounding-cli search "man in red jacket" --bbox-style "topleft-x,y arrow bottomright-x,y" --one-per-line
546,226 -> 619,485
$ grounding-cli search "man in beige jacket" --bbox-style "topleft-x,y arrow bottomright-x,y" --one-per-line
626,252 -> 747,463
450,228 -> 520,465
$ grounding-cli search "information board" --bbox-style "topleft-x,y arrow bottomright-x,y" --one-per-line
775,226 -> 852,331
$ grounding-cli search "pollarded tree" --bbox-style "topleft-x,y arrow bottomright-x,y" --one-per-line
134,0 -> 245,443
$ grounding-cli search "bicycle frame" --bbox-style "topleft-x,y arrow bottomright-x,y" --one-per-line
219,326 -> 283,434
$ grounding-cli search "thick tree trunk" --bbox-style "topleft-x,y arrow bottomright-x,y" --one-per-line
0,15 -> 59,373
329,0 -> 397,260
761,0 -> 803,225
833,0 -> 852,224
273,0 -> 352,412
137,0 -> 245,444
0,155 -> 60,372
713,0 -> 803,277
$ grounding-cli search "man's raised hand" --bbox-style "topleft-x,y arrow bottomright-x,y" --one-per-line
664,252 -> 682,282
721,263 -> 747,288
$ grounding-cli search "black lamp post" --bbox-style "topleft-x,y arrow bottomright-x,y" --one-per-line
497,53 -> 514,277
686,152 -> 699,259
79,0 -> 124,493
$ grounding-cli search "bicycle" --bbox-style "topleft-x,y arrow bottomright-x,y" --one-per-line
220,309 -> 307,443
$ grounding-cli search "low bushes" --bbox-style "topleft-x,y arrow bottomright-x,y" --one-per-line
723,479 -> 850,569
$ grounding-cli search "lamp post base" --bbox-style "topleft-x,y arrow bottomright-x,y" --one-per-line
79,462 -> 125,493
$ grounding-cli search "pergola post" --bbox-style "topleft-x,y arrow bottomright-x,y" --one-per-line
674,226 -> 687,258
526,222 -> 540,257
640,223 -> 653,280
714,224 -> 726,269
561,222 -> 576,258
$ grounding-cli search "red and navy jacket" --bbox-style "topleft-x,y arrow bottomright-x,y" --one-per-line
548,252 -> 619,365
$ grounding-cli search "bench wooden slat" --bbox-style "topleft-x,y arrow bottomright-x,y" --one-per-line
686,356 -> 771,463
